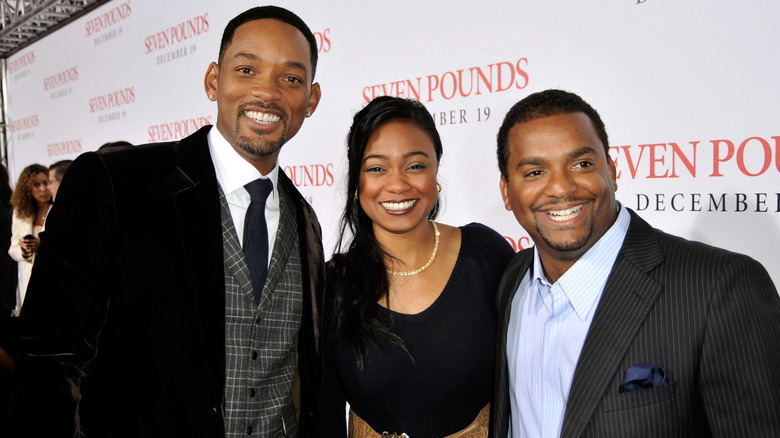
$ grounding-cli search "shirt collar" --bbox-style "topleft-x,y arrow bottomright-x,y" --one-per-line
531,202 -> 631,320
207,125 -> 279,200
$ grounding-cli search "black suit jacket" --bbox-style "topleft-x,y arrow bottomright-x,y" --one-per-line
14,126 -> 325,437
491,209 -> 780,437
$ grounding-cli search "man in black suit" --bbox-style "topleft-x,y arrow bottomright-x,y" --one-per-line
491,89 -> 780,437
15,6 -> 324,437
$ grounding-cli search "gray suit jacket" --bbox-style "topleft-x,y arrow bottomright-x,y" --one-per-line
491,208 -> 780,437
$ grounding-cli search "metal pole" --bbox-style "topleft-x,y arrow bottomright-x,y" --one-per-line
0,57 -> 8,169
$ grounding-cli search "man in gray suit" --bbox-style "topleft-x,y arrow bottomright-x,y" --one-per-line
15,6 -> 324,437
490,89 -> 780,437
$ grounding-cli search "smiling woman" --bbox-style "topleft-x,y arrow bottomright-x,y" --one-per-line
316,96 -> 515,438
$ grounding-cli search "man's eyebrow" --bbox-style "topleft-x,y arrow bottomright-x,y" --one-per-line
515,157 -> 545,168
569,146 -> 598,158
514,147 -> 597,169
233,52 -> 260,61
232,52 -> 307,72
285,60 -> 307,72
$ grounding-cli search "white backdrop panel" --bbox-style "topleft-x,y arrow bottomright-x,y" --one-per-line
5,0 -> 779,286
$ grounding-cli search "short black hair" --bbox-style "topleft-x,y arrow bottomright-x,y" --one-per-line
218,6 -> 318,79
49,159 -> 73,182
497,89 -> 609,178
98,141 -> 132,151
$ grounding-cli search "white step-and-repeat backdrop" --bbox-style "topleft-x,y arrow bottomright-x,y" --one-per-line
5,0 -> 779,286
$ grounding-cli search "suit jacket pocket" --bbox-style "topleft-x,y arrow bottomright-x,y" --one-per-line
602,381 -> 677,412
282,399 -> 299,437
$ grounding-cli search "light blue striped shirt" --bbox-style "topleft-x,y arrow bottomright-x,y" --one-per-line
507,204 -> 630,438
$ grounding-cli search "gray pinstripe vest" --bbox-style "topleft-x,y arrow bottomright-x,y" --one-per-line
219,185 -> 303,437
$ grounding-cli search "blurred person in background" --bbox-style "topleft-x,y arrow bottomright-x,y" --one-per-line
8,164 -> 51,315
0,163 -> 16,316
0,163 -> 16,436
48,159 -> 72,202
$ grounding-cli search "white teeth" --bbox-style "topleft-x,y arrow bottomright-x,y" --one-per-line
244,110 -> 281,124
548,205 -> 582,221
381,200 -> 416,211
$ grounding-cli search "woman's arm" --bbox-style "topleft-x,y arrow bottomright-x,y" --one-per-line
8,213 -> 31,262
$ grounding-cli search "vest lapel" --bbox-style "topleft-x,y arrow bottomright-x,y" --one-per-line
218,186 -> 254,301
259,183 -> 295,309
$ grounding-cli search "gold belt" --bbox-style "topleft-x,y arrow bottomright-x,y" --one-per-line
348,403 -> 490,438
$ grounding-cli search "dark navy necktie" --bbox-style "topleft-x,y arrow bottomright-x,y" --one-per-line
243,178 -> 273,304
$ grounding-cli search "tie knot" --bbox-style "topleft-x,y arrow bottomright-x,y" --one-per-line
245,178 -> 273,204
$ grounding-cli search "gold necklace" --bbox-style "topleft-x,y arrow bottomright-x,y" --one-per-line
386,220 -> 440,277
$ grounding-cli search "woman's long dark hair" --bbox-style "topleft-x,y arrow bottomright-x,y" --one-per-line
331,96 -> 443,368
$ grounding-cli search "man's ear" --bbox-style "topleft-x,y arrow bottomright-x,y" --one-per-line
499,176 -> 512,211
204,62 -> 219,100
607,154 -> 618,192
306,82 -> 322,116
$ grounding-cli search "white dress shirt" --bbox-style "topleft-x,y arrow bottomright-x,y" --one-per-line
507,204 -> 630,438
207,126 -> 280,265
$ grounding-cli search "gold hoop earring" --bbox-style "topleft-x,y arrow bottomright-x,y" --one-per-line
437,182 -> 442,193
354,190 -> 358,200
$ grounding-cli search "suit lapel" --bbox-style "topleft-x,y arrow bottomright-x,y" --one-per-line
170,126 -> 226,406
492,250 -> 533,438
172,126 -> 223,306
497,252 -> 534,357
561,210 -> 665,437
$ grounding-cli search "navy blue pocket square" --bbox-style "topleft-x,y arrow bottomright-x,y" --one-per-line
619,362 -> 667,393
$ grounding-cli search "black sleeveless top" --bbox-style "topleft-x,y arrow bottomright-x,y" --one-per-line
318,223 -> 515,437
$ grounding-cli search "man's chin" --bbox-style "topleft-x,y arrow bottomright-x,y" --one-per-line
239,144 -> 281,159
540,233 -> 590,254
234,134 -> 285,159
